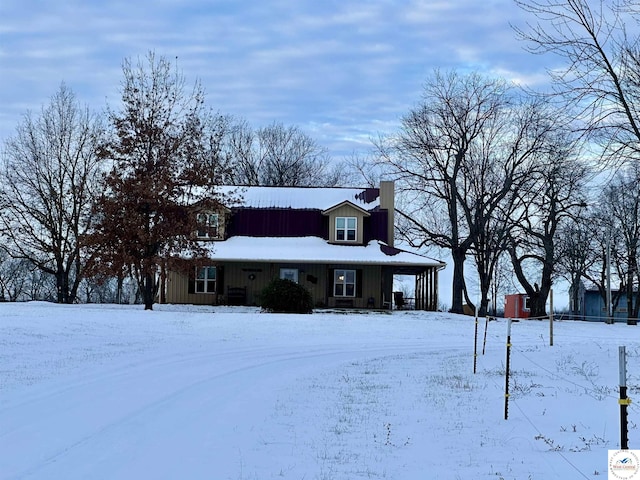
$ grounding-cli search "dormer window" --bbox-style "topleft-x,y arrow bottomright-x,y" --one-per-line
322,201 -> 369,244
197,213 -> 219,239
336,217 -> 357,242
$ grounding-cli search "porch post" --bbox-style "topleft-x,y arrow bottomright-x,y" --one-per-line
434,267 -> 439,311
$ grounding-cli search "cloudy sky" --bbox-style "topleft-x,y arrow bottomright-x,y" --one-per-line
0,0 -> 556,159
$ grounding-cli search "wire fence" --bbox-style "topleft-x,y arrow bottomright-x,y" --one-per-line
473,313 -> 638,478
497,312 -> 640,323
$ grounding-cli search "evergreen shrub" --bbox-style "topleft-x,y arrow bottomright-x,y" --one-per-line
260,278 -> 313,314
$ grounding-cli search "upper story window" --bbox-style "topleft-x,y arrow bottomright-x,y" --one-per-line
197,213 -> 219,239
336,217 -> 357,242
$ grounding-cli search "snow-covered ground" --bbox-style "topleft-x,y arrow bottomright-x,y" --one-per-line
0,302 -> 637,479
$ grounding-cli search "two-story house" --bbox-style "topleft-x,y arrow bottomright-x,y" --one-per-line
161,181 -> 445,310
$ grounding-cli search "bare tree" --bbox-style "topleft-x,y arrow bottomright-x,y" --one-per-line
556,210 -> 596,318
507,133 -> 590,318
514,0 -> 640,163
569,203 -> 627,317
201,112 -> 236,185
378,70 -> 552,314
596,166 -> 640,323
90,53 -> 228,310
227,121 -> 343,186
25,268 -> 56,302
464,97 -> 556,315
343,151 -> 382,188
379,71 -> 505,313
0,249 -> 31,301
77,275 -> 122,303
489,254 -> 517,316
0,83 -> 104,303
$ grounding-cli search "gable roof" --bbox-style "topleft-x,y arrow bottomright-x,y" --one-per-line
321,200 -> 371,216
216,186 -> 381,211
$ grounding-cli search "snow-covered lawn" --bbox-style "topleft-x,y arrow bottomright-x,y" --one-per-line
0,302 -> 637,479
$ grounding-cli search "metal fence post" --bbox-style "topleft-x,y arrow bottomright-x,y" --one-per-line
474,307 -> 479,374
482,315 -> 489,355
504,318 -> 512,420
619,346 -> 631,449
549,289 -> 554,347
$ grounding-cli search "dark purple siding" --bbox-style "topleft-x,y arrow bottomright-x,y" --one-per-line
227,207 -> 389,243
364,211 -> 389,244
228,208 -> 328,238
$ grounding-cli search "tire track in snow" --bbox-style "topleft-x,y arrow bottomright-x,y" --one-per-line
3,343 -> 433,480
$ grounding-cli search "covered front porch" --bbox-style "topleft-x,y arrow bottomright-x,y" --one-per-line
163,237 -> 445,311
386,265 -> 442,311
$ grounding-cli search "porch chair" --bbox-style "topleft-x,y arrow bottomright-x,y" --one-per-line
382,294 -> 392,310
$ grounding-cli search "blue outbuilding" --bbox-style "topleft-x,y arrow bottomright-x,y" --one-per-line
569,281 -> 639,323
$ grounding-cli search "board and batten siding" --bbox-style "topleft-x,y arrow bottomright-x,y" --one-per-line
326,204 -> 368,244
165,270 -> 218,305
164,262 -> 384,308
221,262 -> 326,306
326,264 -> 381,309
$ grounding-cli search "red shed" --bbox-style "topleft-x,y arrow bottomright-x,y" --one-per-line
504,293 -> 530,319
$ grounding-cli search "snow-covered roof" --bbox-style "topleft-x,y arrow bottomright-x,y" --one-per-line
200,236 -> 444,268
216,186 -> 380,210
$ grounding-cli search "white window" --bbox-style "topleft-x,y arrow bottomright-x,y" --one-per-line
336,217 -> 357,241
524,296 -> 531,311
196,266 -> 216,293
197,213 -> 219,239
280,268 -> 299,283
334,269 -> 356,297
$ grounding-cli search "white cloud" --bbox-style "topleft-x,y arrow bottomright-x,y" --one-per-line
0,0 -> 554,159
